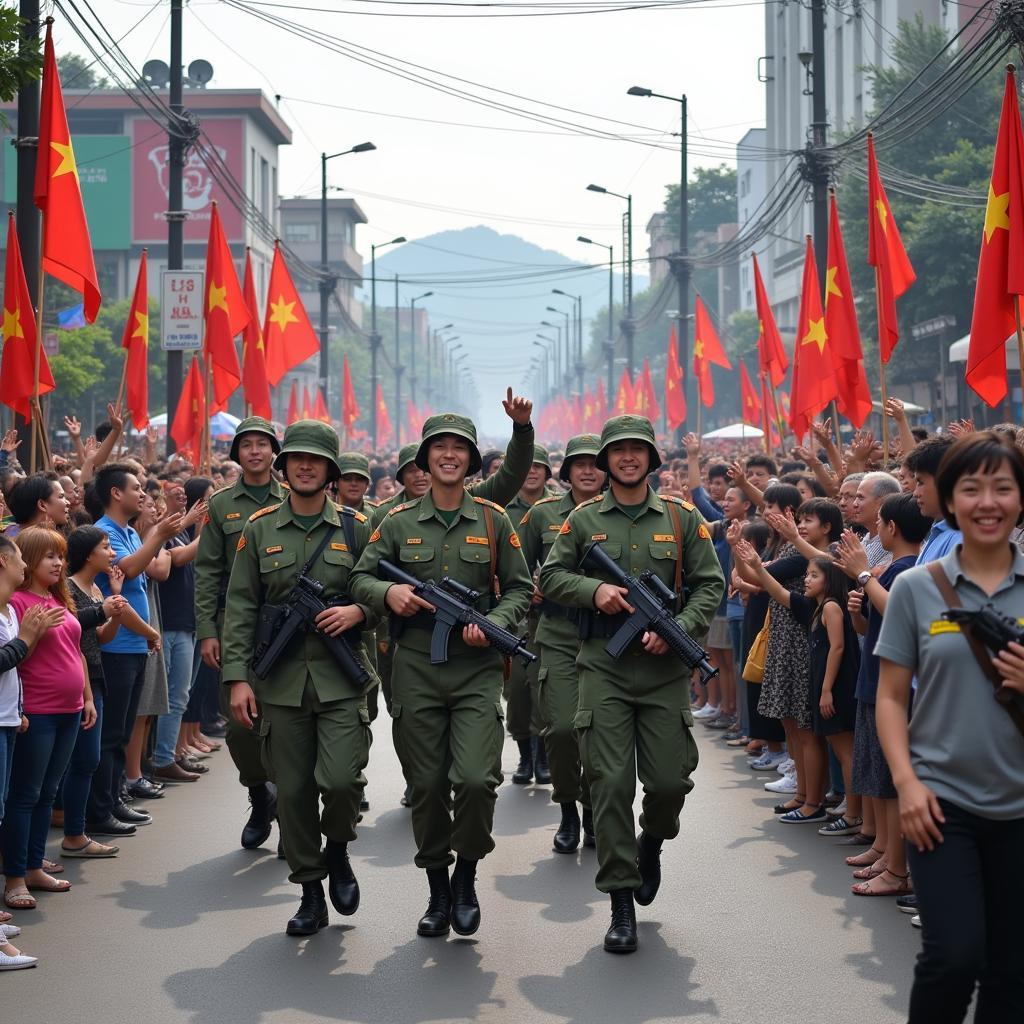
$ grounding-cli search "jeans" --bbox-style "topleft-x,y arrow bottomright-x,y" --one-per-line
0,725 -> 17,823
88,652 -> 147,823
907,799 -> 1024,1023
59,694 -> 103,837
153,631 -> 195,768
728,618 -> 747,736
1,711 -> 81,876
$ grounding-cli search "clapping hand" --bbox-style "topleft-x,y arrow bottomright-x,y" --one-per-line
181,499 -> 209,531
833,529 -> 870,580
107,564 -> 125,595
764,508 -> 799,543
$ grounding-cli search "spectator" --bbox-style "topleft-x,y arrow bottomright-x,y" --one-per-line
3,473 -> 70,538
905,435 -> 961,564
852,472 -> 902,569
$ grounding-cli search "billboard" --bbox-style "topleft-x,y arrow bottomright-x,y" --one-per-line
132,117 -> 244,244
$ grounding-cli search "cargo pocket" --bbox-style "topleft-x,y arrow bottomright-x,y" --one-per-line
491,701 -> 505,774
573,708 -> 596,776
257,714 -> 274,781
389,701 -> 405,765
681,708 -> 699,775
536,667 -> 550,729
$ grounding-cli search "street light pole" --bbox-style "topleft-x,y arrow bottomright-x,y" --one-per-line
427,323 -> 453,407
369,235 -> 404,450
553,288 -> 583,396
408,290 -> 433,406
547,306 -> 572,391
578,236 -> 615,401
587,184 -> 634,375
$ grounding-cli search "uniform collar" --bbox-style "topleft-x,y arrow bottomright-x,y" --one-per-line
559,490 -> 579,512
234,476 -> 285,503
943,543 -> 1024,594
598,484 -> 662,516
275,493 -> 340,528
417,488 -> 478,523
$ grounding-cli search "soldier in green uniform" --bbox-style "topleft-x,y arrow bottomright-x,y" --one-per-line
518,433 -> 605,853
350,413 -> 533,939
194,415 -> 285,850
504,444 -> 554,786
336,452 -> 378,516
221,421 -> 379,937
539,415 -> 723,954
370,444 -> 428,527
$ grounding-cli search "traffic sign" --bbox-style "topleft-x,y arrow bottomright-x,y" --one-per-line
161,270 -> 204,351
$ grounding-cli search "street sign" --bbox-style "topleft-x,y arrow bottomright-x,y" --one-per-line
910,315 -> 956,341
161,270 -> 204,351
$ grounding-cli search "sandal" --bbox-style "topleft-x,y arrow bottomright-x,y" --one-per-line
0,911 -> 11,924
3,888 -> 36,911
26,873 -> 71,893
60,840 -> 118,858
845,845 -> 884,867
851,869 -> 912,897
852,859 -> 889,881
42,859 -> 63,874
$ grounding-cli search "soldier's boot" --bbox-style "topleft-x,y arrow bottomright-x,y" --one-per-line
417,868 -> 453,938
450,856 -> 481,936
534,737 -> 551,785
581,806 -> 596,848
636,832 -> 663,907
400,783 -> 413,808
325,840 -> 360,916
511,740 -> 534,785
553,802 -> 581,855
286,881 -> 328,937
241,782 -> 277,850
360,793 -> 370,812
603,889 -> 638,954
277,836 -> 286,860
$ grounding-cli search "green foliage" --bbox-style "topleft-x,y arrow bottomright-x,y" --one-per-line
0,6 -> 41,121
57,52 -> 109,90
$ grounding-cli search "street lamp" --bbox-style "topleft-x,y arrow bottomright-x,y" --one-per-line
578,235 -> 615,399
427,323 -> 454,405
532,339 -> 552,402
628,84 -> 690,424
540,321 -> 563,384
408,290 -> 433,405
446,342 -> 463,402
586,183 -> 634,375
553,288 -> 583,396
369,234 -> 405,450
546,305 -> 572,390
319,141 -> 376,417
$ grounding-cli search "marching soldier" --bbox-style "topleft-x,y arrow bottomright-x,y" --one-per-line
221,421 -> 378,937
336,452 -> 378,516
539,415 -> 723,954
517,433 -> 606,852
350,413 -> 532,939
194,416 -> 285,850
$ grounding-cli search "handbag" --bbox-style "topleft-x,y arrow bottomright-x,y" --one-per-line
742,609 -> 771,684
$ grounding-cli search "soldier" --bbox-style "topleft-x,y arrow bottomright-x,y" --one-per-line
336,453 -> 378,516
194,416 -> 284,850
504,445 -> 554,786
518,433 -> 606,853
539,415 -> 724,954
350,413 -> 533,939
221,421 -> 378,937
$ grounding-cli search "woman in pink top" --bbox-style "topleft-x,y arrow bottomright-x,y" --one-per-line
2,528 -> 93,912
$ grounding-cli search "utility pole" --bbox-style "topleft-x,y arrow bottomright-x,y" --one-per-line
393,274 -> 402,433
165,0 -> 186,454
622,198 -> 634,376
15,0 -> 39,312
669,97 -> 690,424
318,152 -> 332,416
810,0 -> 829,287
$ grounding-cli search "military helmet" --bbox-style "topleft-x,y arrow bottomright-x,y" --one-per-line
559,433 -> 602,482
229,415 -> 280,464
395,442 -> 420,482
337,451 -> 371,482
595,415 -> 662,473
532,443 -> 552,480
415,413 -> 482,475
273,419 -> 342,482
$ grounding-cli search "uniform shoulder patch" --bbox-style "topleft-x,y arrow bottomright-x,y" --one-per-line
472,496 -> 505,513
697,523 -> 712,540
386,501 -> 413,518
578,495 -> 603,508
510,532 -> 521,548
368,527 -> 382,543
338,505 -> 368,523
250,503 -> 282,522
535,495 -> 561,506
665,496 -> 696,512
518,510 -> 531,527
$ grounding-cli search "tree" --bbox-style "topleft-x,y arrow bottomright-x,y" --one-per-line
0,6 -> 41,124
57,51 -> 109,90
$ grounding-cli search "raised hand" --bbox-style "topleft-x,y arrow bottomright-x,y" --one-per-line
834,529 -> 870,579
1,428 -> 22,453
502,387 -> 533,426
180,499 -> 209,531
82,435 -> 98,462
733,538 -> 760,569
106,402 -> 124,433
884,397 -> 906,423
764,508 -> 798,543
682,432 -> 701,457
725,519 -> 743,547
810,418 -> 833,445
107,564 -> 125,595
727,460 -> 747,485
63,415 -> 82,439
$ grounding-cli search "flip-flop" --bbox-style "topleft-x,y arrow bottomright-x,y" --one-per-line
26,876 -> 71,893
60,840 -> 118,858
3,889 -> 36,911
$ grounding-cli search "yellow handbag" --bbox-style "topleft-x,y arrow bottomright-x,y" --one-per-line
742,609 -> 771,684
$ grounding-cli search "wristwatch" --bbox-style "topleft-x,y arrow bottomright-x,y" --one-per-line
856,570 -> 872,587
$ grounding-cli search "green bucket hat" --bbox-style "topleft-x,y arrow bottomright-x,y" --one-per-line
229,415 -> 280,464
559,433 -> 602,482
395,442 -> 420,481
415,413 -> 482,475
337,451 -> 371,482
595,415 -> 662,473
532,444 -> 552,480
273,419 -> 342,482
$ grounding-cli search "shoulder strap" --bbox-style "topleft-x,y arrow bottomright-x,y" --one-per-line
667,499 -> 683,596
300,526 -> 338,577
483,503 -> 500,599
339,508 -> 360,559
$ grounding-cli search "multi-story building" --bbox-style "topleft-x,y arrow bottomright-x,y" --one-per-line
736,128 -> 769,312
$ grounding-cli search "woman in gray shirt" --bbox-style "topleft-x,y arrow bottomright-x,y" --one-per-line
875,432 -> 1024,1024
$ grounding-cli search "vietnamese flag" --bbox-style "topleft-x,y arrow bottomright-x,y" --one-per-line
693,295 -> 732,407
639,358 -> 661,422
406,398 -> 426,438
121,251 -> 150,429
33,24 -> 101,322
966,68 -> 1024,406
594,377 -> 608,427
867,133 -> 915,363
613,368 -> 634,415
376,383 -> 393,445
740,362 -> 761,427
170,355 -> 206,458
581,387 -> 594,434
313,387 -> 331,424
825,193 -> 873,427
0,213 -> 53,418
203,202 -> 249,410
286,379 -> 299,425
790,237 -> 839,440
342,355 -> 360,432
753,253 -> 788,387
263,242 -> 319,387
301,384 -> 313,420
241,250 -> 272,419
665,323 -> 687,431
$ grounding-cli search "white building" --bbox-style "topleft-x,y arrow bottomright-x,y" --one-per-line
737,127 -> 769,312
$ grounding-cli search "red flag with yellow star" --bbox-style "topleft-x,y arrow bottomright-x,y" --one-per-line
639,358 -> 661,423
342,355 -> 360,432
790,237 -> 838,440
301,384 -> 314,420
241,250 -> 272,419
867,134 -> 915,363
595,377 -> 608,427
753,253 -> 788,387
613,368 -> 635,415
286,379 -> 299,425
263,242 -> 319,387
121,251 -> 150,429
313,387 -> 331,424
170,355 -> 205,458
0,213 -> 53,417
33,24 -> 101,322
966,68 -> 1024,406
825,193 -> 873,427
203,202 -> 249,410
693,295 -> 732,407
375,383 -> 393,445
740,362 -> 761,427
665,322 -> 687,430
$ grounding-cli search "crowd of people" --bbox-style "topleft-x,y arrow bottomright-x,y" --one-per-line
0,393 -> 1021,1021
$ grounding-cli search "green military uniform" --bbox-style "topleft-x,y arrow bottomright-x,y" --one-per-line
194,416 -> 285,790
221,421 -> 379,889
538,416 -> 723,903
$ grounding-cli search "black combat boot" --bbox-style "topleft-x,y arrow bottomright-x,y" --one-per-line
603,889 -> 638,954
241,782 -> 277,850
450,855 -> 481,936
511,739 -> 534,785
417,868 -> 453,938
553,802 -> 581,854
636,832 -> 663,907
581,806 -> 596,848
325,840 -> 359,916
286,880 -> 328,936
534,737 -> 551,785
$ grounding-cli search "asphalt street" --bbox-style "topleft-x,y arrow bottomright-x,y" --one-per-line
9,719 -> 915,1024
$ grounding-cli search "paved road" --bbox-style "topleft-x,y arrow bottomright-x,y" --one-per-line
12,722 -> 914,1023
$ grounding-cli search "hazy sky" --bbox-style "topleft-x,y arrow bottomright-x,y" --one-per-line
69,0 -> 766,260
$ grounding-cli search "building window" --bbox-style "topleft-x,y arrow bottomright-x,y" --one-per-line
284,222 -> 318,243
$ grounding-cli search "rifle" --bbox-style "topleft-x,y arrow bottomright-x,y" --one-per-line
581,541 -> 718,684
378,559 -> 536,666
942,604 -> 1024,708
251,573 -> 371,689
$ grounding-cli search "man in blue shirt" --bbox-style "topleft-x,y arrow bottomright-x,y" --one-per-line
905,437 -> 962,565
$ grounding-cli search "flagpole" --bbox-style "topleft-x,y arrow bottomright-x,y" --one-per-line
1014,297 -> 1024,418
874,267 -> 890,457
30,268 -> 46,473
759,372 -> 771,455
203,355 -> 213,474
695,379 -> 702,437
115,356 -> 129,414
